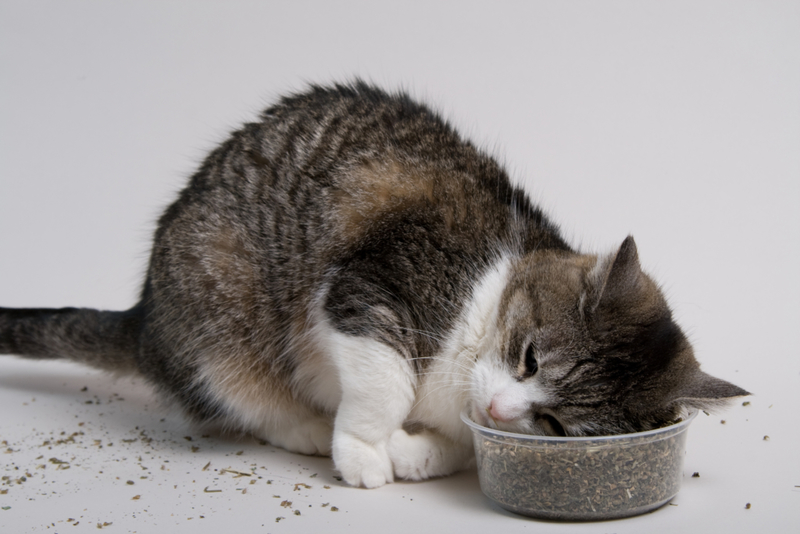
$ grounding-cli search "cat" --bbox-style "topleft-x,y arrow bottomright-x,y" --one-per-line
0,81 -> 748,488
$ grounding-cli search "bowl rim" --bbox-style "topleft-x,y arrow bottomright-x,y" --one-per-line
460,408 -> 697,443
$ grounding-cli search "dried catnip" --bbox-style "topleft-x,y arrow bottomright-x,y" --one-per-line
470,415 -> 693,521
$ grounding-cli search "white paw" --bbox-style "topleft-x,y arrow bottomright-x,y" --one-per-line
388,428 -> 473,481
387,429 -> 439,481
333,432 -> 393,488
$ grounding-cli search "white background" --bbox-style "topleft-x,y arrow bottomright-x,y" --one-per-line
1,1 -> 798,532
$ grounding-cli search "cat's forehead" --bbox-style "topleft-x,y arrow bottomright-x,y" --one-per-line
501,252 -> 595,308
510,251 -> 591,283
498,263 -> 589,334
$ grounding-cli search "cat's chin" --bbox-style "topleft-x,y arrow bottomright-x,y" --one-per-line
468,405 -> 544,436
469,405 -> 494,429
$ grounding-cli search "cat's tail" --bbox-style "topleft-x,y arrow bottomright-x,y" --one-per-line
0,306 -> 142,373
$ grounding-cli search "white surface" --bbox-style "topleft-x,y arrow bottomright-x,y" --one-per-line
1,1 -> 798,532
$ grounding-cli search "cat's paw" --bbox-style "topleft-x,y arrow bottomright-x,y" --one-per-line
332,432 -> 393,488
387,429 -> 472,481
387,429 -> 442,481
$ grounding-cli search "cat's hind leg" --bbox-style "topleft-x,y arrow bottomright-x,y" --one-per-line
326,330 -> 417,488
197,408 -> 333,457
196,355 -> 334,456
255,412 -> 333,456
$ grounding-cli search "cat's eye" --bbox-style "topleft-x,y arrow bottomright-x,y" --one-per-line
523,343 -> 538,378
537,413 -> 566,437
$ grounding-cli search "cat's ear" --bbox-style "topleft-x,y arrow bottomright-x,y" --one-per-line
583,236 -> 644,315
667,368 -> 751,412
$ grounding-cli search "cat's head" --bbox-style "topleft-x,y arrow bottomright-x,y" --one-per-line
470,236 -> 749,436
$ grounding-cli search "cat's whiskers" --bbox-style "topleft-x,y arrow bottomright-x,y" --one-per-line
395,327 -> 446,343
410,352 -> 477,375
409,379 -> 476,413
407,345 -> 480,412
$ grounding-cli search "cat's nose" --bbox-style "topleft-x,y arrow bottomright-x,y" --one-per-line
489,396 -> 518,423
489,401 -> 509,422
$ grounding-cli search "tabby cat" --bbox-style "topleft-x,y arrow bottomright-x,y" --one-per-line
0,82 -> 748,488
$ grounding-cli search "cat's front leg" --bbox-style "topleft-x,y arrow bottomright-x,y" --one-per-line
328,330 -> 416,488
387,428 -> 474,481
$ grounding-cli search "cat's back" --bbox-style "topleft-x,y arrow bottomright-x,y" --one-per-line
160,82 -> 524,258
146,82 -> 569,309
265,82 -> 535,247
